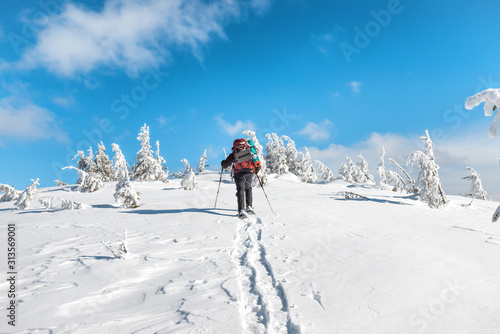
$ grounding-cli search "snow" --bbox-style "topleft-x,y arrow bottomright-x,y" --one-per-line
1,171 -> 500,333
465,88 -> 500,137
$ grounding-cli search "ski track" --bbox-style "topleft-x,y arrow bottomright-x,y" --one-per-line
232,214 -> 301,334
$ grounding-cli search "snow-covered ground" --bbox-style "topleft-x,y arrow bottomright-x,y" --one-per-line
1,171 -> 500,333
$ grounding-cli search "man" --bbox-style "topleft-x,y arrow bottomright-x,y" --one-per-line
221,139 -> 261,218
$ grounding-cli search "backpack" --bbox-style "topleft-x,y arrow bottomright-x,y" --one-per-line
232,139 -> 257,173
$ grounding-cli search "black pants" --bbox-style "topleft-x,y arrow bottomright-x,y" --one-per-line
234,172 -> 253,212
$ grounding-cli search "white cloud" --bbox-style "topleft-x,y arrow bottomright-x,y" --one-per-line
307,129 -> 500,201
298,119 -> 334,141
347,80 -> 362,94
18,0 -> 242,77
215,116 -> 256,136
250,0 -> 272,15
0,96 -> 68,144
53,95 -> 76,107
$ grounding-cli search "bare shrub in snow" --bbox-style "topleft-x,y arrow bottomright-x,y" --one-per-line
0,184 -> 22,202
102,229 -> 129,259
14,178 -> 39,210
407,130 -> 447,208
181,159 -> 198,190
462,167 -> 487,200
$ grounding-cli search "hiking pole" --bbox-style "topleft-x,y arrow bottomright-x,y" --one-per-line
256,174 -> 276,215
214,168 -> 224,209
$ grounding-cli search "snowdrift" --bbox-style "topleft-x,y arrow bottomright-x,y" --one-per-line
1,171 -> 500,333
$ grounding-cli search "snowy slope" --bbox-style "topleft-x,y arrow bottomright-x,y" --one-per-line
1,171 -> 500,334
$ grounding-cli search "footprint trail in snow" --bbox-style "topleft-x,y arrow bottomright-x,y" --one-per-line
232,214 -> 301,334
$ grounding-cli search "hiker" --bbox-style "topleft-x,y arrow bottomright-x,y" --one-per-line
221,138 -> 261,218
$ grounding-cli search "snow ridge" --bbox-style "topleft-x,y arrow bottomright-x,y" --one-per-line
232,215 -> 301,333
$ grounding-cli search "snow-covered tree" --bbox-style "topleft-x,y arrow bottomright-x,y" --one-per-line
357,154 -> 375,183
181,159 -> 198,190
54,180 -> 67,186
407,130 -> 447,208
72,148 -> 97,183
300,148 -> 317,183
344,156 -> 358,183
14,178 -> 39,210
114,179 -> 140,208
63,166 -> 104,193
131,124 -> 168,182
265,133 -> 288,175
465,89 -> 500,137
0,184 -> 21,202
377,147 -> 387,185
153,140 -> 169,182
338,162 -> 349,181
95,142 -> 115,181
388,158 -> 417,193
282,135 -> 300,175
112,143 -> 129,181
315,160 -> 334,183
196,150 -> 208,174
462,166 -> 487,200
386,170 -> 407,193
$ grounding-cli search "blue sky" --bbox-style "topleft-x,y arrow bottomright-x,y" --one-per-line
2,0 -> 500,198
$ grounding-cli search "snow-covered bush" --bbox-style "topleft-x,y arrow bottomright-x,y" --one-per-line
377,147 -> 387,185
115,180 -> 140,208
73,148 -> 97,183
196,150 -> 208,174
315,160 -> 334,183
462,166 -> 487,200
338,162 -> 349,181
407,130 -> 447,208
39,197 -> 89,210
388,158 -> 417,193
54,180 -> 67,186
0,184 -> 22,202
465,89 -> 500,137
300,148 -> 317,183
63,166 -> 104,193
131,124 -> 169,182
357,154 -> 375,183
95,142 -> 115,181
282,135 -> 300,175
14,178 -> 39,210
181,159 -> 198,190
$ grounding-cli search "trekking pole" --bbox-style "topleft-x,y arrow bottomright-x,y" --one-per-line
214,168 -> 224,209
256,174 -> 276,215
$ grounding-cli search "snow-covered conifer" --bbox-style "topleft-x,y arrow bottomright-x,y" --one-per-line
282,135 -> 300,175
377,147 -> 387,185
465,89 -> 500,137
388,158 -> 417,193
112,143 -> 129,181
338,162 -> 349,181
357,154 -> 375,183
114,179 -> 140,208
300,148 -> 317,183
196,150 -> 208,174
131,124 -> 168,182
63,166 -> 104,193
265,133 -> 288,175
0,184 -> 22,202
315,160 -> 334,183
407,130 -> 447,208
95,142 -> 115,181
14,178 -> 39,210
181,159 -> 198,190
462,166 -> 487,200
153,141 -> 169,182
344,156 -> 358,183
